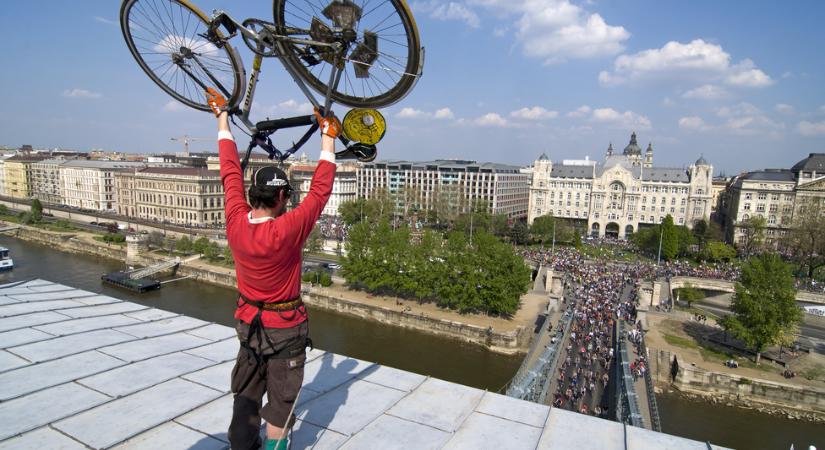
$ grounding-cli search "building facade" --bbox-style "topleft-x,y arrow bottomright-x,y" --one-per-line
528,133 -> 713,239
725,153 -> 825,247
4,155 -> 49,199
357,159 -> 530,219
31,159 -> 70,204
61,161 -> 147,211
290,161 -> 357,216
128,167 -> 225,227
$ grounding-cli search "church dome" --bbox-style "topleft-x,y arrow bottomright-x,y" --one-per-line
695,155 -> 709,166
537,152 -> 549,161
623,132 -> 642,156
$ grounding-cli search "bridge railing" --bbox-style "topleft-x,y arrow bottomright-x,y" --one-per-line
638,334 -> 662,431
506,302 -> 573,403
616,321 -> 644,428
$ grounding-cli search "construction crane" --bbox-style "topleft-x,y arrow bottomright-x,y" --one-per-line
170,135 -> 211,156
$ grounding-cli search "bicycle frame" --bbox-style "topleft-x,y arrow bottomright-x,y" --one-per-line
190,10 -> 367,168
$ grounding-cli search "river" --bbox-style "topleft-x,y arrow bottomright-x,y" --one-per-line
1,235 -> 821,449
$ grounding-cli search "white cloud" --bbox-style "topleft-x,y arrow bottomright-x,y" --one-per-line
566,105 -> 591,118
781,71 -> 793,79
662,97 -> 676,107
433,108 -> 455,120
510,106 -> 558,120
678,116 -> 709,131
797,120 -> 825,136
421,0 -> 628,63
682,84 -> 728,100
474,113 -> 510,127
775,104 -> 795,115
162,100 -> 187,112
725,59 -> 774,88
679,103 -> 784,137
599,39 -> 773,88
590,108 -> 651,130
415,1 -> 480,28
62,88 -> 102,99
94,16 -> 116,25
396,107 -> 455,120
396,107 -> 431,119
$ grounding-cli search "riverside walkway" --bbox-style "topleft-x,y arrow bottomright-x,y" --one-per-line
0,279 -> 728,449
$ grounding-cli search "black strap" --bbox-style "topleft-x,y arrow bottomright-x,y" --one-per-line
234,294 -> 312,394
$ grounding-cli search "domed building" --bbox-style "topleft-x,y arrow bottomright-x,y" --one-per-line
528,133 -> 713,239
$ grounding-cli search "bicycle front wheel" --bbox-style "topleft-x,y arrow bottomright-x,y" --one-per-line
273,0 -> 423,108
120,0 -> 244,112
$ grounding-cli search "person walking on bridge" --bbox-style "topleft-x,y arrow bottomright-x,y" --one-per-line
207,89 -> 340,450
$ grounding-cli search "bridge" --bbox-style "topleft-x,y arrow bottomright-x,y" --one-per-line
0,279 -> 729,449
661,276 -> 825,306
127,257 -> 181,280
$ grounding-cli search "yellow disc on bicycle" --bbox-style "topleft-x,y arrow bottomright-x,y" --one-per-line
342,109 -> 386,145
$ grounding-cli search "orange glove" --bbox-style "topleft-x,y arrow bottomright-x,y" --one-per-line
205,88 -> 228,117
314,108 -> 342,138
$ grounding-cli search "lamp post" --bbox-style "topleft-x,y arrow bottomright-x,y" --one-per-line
657,226 -> 664,265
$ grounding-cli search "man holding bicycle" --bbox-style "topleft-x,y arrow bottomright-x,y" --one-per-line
207,89 -> 339,450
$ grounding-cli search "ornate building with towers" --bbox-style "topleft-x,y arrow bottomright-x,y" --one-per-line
528,132 -> 713,239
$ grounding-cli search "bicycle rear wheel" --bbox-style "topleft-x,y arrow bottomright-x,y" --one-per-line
120,0 -> 244,112
273,0 -> 423,108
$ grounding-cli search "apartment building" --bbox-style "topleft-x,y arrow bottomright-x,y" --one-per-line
127,167 -> 225,227
31,159 -> 71,204
357,159 -> 530,219
4,155 -> 49,199
290,161 -> 357,216
60,161 -> 147,211
725,153 -> 825,246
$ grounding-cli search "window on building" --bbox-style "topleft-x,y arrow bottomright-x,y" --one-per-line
745,193 -> 752,200
660,206 -> 665,213
756,204 -> 765,212
758,193 -> 767,200
769,204 -> 777,213
744,203 -> 751,211
768,215 -> 777,225
771,193 -> 780,201
681,198 -> 686,206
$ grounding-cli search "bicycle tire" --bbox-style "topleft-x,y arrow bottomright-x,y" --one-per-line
273,0 -> 423,108
120,0 -> 244,112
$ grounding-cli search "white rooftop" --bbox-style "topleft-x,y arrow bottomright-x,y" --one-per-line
0,279 -> 729,449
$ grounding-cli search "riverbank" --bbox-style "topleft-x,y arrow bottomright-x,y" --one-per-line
642,312 -> 825,423
1,222 -> 541,354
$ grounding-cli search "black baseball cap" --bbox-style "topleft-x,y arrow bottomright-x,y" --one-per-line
252,166 -> 291,191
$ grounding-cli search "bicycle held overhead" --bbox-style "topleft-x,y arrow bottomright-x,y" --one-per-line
120,0 -> 424,167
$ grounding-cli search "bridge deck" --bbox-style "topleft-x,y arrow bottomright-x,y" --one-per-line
0,279 -> 728,449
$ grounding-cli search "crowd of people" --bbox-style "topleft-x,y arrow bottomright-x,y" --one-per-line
523,245 -> 741,283
548,250 -> 643,418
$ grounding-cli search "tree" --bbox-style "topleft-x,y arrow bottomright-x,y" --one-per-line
509,221 -> 529,245
699,241 -> 737,263
783,197 -> 825,279
720,253 -> 801,364
175,236 -> 193,254
304,227 -> 323,254
660,215 -> 679,260
223,246 -> 234,266
692,219 -> 708,245
193,237 -> 210,255
30,199 -> 43,223
676,283 -> 702,308
738,215 -> 766,256
491,214 -> 510,237
530,215 -> 556,246
203,242 -> 220,261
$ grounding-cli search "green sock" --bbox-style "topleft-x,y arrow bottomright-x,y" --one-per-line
265,438 -> 288,450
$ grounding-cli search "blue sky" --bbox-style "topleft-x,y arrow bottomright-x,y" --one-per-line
1,0 -> 824,174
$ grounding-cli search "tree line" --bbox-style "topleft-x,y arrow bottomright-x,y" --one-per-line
341,219 -> 531,316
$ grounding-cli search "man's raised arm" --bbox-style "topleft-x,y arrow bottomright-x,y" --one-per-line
217,111 -> 249,224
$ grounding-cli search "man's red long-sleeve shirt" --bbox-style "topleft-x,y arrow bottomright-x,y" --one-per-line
218,133 -> 335,328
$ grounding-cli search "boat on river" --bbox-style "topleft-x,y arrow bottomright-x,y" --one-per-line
0,246 -> 13,271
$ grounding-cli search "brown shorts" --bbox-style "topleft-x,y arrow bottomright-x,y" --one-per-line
230,320 -> 308,429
